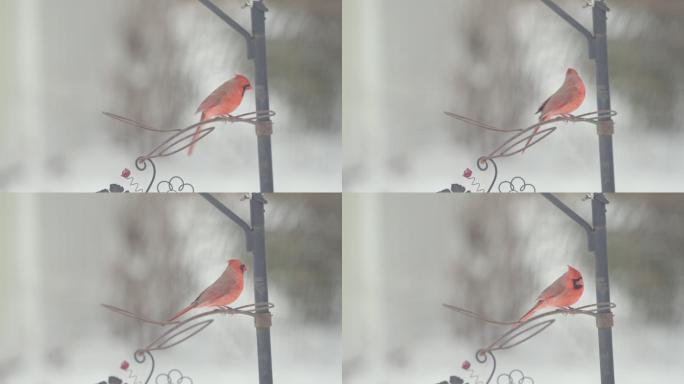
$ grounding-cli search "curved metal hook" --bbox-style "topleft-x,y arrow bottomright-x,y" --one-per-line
134,349 -> 155,384
135,157 -> 157,193
475,350 -> 497,384
476,157 -> 498,193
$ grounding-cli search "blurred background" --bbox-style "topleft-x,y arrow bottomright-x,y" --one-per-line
0,193 -> 341,383
343,193 -> 684,383
0,0 -> 341,192
343,0 -> 684,191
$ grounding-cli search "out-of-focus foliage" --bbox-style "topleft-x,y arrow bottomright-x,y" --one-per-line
110,197 -> 194,343
447,197 -> 539,343
113,0 -> 340,141
609,194 -> 684,325
113,1 -> 194,150
608,0 -> 684,131
455,2 -> 535,146
268,0 -> 341,132
267,193 -> 342,324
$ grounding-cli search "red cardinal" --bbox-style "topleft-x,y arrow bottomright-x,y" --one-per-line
169,259 -> 247,321
523,68 -> 586,152
519,265 -> 584,322
187,74 -> 252,155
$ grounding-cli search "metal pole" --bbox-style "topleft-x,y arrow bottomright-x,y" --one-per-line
592,1 -> 615,192
591,193 -> 615,384
250,193 -> 273,384
540,0 -> 616,191
196,0 -> 274,192
251,1 -> 275,192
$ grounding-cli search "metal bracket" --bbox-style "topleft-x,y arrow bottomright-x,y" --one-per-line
594,193 -> 610,205
256,120 -> 274,136
540,0 -> 596,59
595,0 -> 610,12
543,193 -> 595,251
254,312 -> 273,328
596,311 -> 614,328
597,120 -> 614,136
582,193 -> 610,204
201,193 -> 254,252
197,0 -> 256,59
253,193 -> 268,205
253,0 -> 269,12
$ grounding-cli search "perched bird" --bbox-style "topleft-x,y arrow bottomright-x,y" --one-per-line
523,68 -> 586,152
187,74 -> 252,155
168,259 -> 247,321
519,265 -> 584,322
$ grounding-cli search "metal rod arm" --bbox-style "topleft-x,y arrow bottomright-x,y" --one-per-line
542,193 -> 594,250
197,0 -> 255,59
200,193 -> 253,251
540,0 -> 595,58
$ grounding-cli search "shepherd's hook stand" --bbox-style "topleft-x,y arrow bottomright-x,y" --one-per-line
202,192 -> 274,384
442,0 -> 616,193
544,192 -> 615,384
437,193 -> 615,384
99,0 -> 275,193
541,0 -> 615,192
101,193 -> 274,384
198,0 -> 276,192
441,302 -> 615,384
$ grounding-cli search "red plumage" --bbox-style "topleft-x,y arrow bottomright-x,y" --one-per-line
169,259 -> 247,321
187,74 -> 252,155
519,265 -> 584,322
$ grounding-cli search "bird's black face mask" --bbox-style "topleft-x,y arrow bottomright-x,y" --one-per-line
572,277 -> 583,290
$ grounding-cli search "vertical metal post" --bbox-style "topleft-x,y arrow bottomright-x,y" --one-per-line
251,1 -> 274,192
592,0 -> 615,192
591,194 -> 615,384
250,193 -> 273,384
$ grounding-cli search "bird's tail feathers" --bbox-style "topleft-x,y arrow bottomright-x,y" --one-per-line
169,304 -> 195,321
519,300 -> 543,322
187,112 -> 206,156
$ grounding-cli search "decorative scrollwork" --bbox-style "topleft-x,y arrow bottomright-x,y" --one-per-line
445,110 -> 617,160
441,302 -> 616,384
134,349 -> 156,384
439,159 -> 536,193
157,176 -> 195,193
497,369 -> 534,384
155,368 -> 194,384
102,302 -> 274,353
116,357 -> 194,384
102,302 -> 274,384
98,109 -> 276,193
441,110 -> 617,192
475,350 -> 497,384
498,176 -> 535,193
103,110 -> 276,161
135,157 -> 157,193
98,158 -> 196,193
